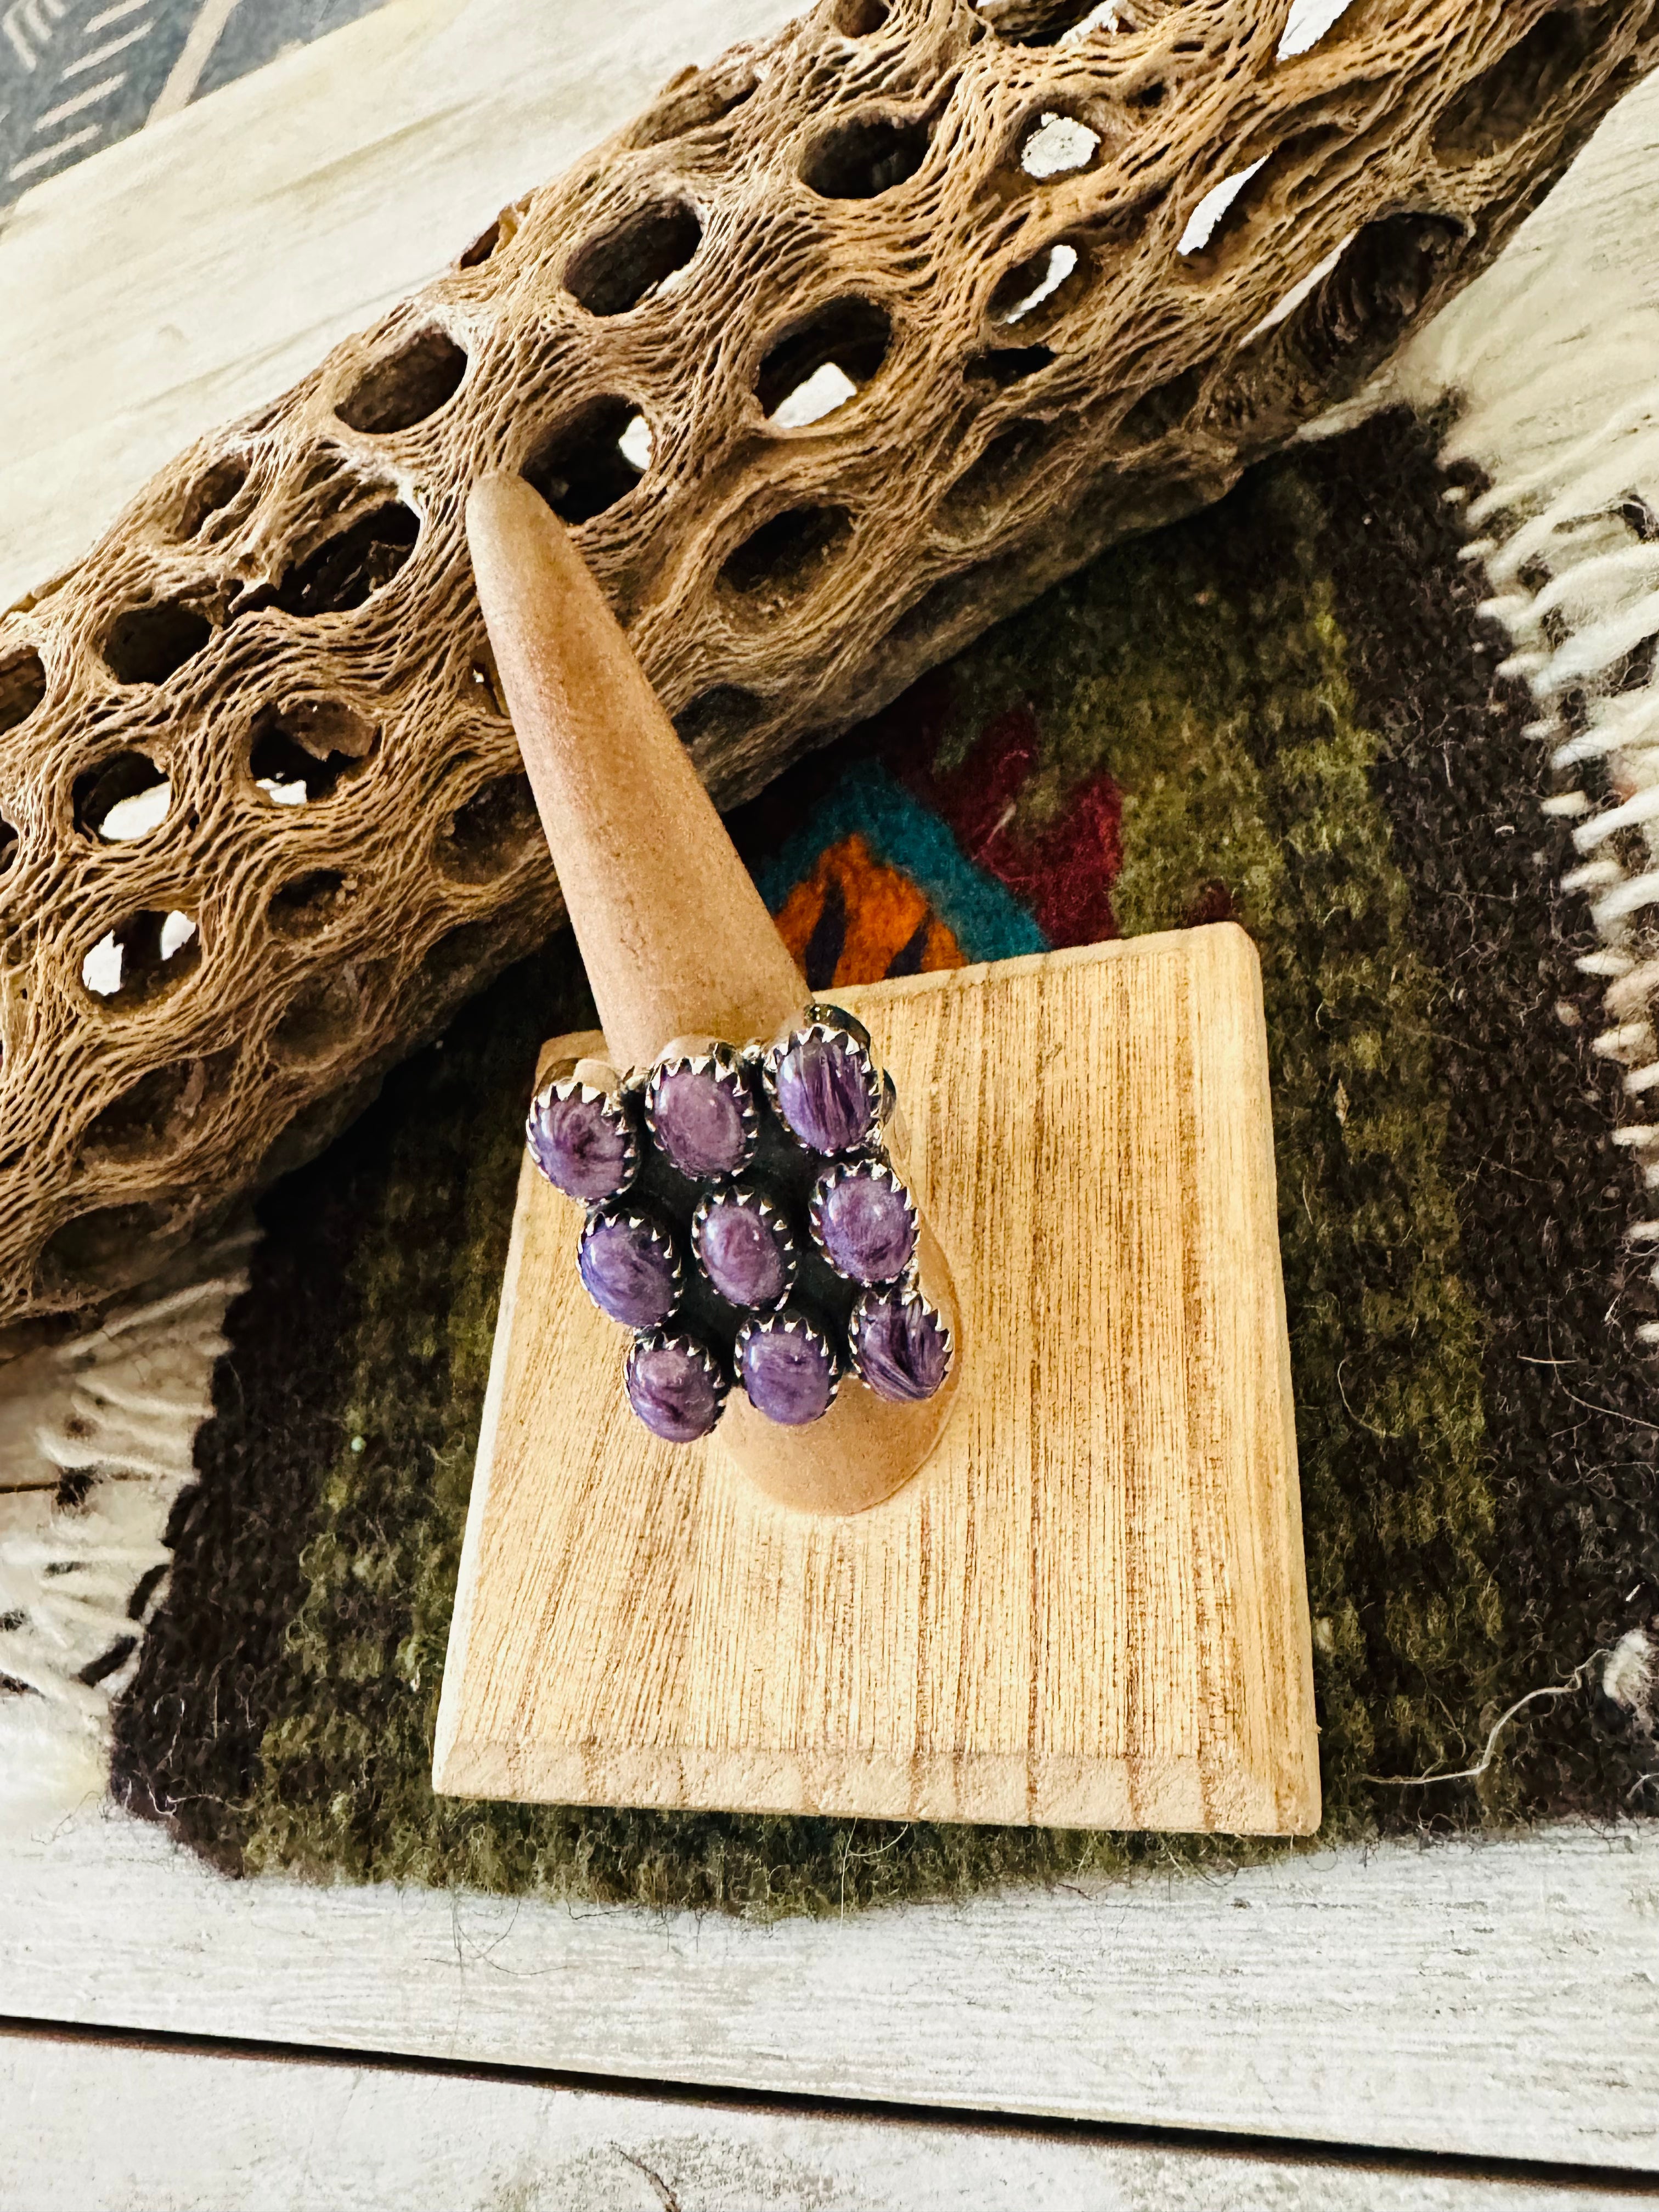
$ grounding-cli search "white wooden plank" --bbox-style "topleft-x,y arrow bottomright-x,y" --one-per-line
0,0 -> 802,611
2,1813 -> 1656,2173
0,2026 -> 1636,2212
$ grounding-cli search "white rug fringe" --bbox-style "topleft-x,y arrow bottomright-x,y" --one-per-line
1377,67 -> 1659,1345
0,1235 -> 251,1839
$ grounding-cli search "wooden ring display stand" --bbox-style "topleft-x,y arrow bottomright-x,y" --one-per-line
435,476 -> 1319,1832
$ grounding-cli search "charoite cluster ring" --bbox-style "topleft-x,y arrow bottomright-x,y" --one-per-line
526,1005 -> 953,1443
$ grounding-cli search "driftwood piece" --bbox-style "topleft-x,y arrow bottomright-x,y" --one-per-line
0,0 -> 1655,1322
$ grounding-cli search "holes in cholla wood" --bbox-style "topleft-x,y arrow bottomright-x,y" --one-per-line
421,917 -> 501,996
966,343 -> 1056,387
1242,230 -> 1353,346
719,506 -> 854,617
0,811 -> 16,876
458,218 -> 503,269
524,396 -> 651,524
1119,359 -> 1208,444
270,968 -> 363,1065
1434,5 -> 1600,162
977,0 -> 1124,48
757,298 -> 891,428
673,684 -> 764,765
802,111 -> 932,199
102,602 -> 213,687
1275,0 -> 1357,62
938,416 -> 1066,534
0,645 -> 45,734
437,772 -> 541,882
72,751 -> 171,844
172,454 -> 249,543
37,1200 -> 187,1299
81,1056 -> 224,1164
1177,156 -> 1267,258
469,651 -> 507,717
1018,110 -> 1100,179
990,240 -> 1083,329
1276,212 -> 1464,380
270,502 -> 420,618
834,0 -> 889,31
80,910 -> 200,1007
565,200 -> 702,317
247,699 -> 378,807
268,869 -> 351,939
336,328 -> 468,436
457,198 -> 528,270
628,61 -> 759,150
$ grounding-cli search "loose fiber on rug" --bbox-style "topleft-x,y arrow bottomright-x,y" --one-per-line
97,406 -> 1658,1912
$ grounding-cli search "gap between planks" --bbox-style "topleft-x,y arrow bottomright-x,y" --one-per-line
2,1810 -> 1656,2172
2,2017 -> 1652,2212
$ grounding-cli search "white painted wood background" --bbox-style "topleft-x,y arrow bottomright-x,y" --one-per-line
5,2028 -> 1639,2212
2,1810 -> 1657,2181
4,0 -> 1659,2202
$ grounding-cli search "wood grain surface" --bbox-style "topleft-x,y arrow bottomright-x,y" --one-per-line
2,2023 -> 1639,2212
435,925 -> 1319,1832
3,1813 -> 1657,2172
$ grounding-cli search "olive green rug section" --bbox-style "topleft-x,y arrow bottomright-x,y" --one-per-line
111,413 -> 1657,1906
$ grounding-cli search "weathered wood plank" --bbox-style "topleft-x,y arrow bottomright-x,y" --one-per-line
3,2024 -> 1635,2212
2,1813 -> 1655,2172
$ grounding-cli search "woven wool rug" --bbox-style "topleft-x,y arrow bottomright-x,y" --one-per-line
80,406 -> 1654,1912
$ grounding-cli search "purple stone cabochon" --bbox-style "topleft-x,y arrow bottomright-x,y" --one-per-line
697,1194 -> 789,1309
527,1085 -> 632,1204
854,1293 -> 951,1403
578,1212 -> 679,1329
626,1336 -> 723,1443
773,1030 -> 874,1155
741,1319 -> 834,1426
651,1062 -> 751,1179
816,1165 -> 915,1284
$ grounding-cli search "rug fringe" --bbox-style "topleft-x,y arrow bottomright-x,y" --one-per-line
1379,67 -> 1659,1348
0,1233 -> 251,1836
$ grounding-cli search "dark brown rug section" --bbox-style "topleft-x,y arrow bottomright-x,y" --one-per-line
108,947 -> 597,1867
1302,409 -> 1659,1811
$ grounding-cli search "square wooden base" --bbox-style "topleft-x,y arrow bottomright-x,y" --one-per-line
433,926 -> 1320,1833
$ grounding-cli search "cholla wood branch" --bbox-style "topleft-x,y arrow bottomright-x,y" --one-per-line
0,0 -> 1654,1323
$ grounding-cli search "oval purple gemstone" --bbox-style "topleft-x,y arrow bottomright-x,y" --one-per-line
696,1193 -> 790,1308
854,1293 -> 951,1403
740,1318 -> 834,1426
527,1085 -> 633,1203
816,1165 -> 915,1284
626,1336 -> 723,1443
772,1031 -> 874,1155
578,1211 -> 679,1328
651,1063 -> 751,1180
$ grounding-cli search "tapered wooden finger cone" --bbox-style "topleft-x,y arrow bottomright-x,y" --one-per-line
467,474 -> 959,1514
